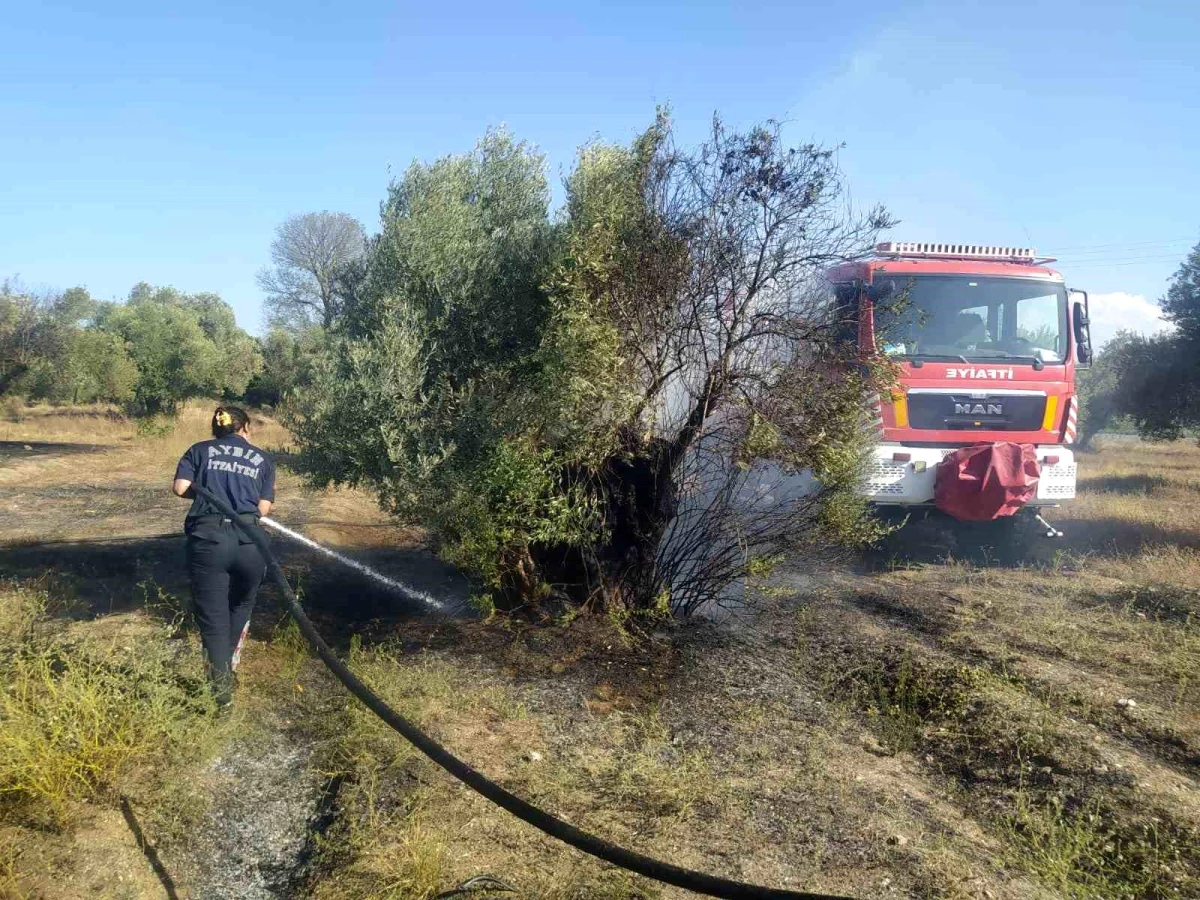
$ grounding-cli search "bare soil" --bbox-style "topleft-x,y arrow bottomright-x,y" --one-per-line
1,406 -> 1197,899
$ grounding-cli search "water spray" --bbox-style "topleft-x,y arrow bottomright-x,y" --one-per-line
192,483 -> 851,900
260,517 -> 446,612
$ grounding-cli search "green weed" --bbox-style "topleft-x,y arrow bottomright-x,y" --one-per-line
0,584 -> 215,825
860,653 -> 981,753
271,615 -> 311,680
1003,793 -> 1189,899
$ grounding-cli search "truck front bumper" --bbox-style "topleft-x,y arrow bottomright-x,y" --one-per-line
863,444 -> 1076,507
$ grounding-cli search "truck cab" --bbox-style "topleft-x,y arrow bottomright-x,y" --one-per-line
829,242 -> 1093,517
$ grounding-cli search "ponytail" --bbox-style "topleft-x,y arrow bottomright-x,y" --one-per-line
211,406 -> 250,438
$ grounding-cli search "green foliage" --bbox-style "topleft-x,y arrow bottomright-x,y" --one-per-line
356,128 -> 553,368
101,283 -> 261,415
1088,239 -> 1200,442
291,130 -> 584,596
535,119 -> 686,463
0,281 -> 63,396
1160,239 -> 1200,341
1,278 -> 259,416
244,326 -> 325,407
1117,332 -> 1199,441
0,283 -> 131,403
1079,327 -> 1198,445
33,329 -> 138,405
72,329 -> 138,403
1003,794 -> 1190,900
0,583 -> 214,825
103,294 -> 222,415
181,289 -> 263,398
292,116 -> 891,613
1075,331 -> 1138,447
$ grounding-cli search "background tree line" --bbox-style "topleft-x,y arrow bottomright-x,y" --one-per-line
0,210 -> 366,418
0,280 -> 261,417
1077,238 -> 1200,446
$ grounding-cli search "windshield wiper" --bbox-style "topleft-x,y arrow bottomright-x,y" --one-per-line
909,353 -> 970,364
991,352 -> 1046,371
909,352 -> 1045,370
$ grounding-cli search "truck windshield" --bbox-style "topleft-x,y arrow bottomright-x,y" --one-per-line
871,275 -> 1068,364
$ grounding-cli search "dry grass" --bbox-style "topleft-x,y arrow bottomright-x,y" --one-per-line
3,405 -> 1199,899
1062,437 -> 1200,551
0,401 -> 297,549
801,436 -> 1200,897
0,400 -> 292,490
0,399 -> 291,447
311,638 -> 701,899
0,582 -> 218,826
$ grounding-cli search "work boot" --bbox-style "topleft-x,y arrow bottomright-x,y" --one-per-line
210,669 -> 235,714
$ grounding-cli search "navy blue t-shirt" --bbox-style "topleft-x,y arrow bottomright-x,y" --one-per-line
175,434 -> 276,521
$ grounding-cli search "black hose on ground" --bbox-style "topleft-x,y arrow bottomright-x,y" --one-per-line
193,485 -> 853,900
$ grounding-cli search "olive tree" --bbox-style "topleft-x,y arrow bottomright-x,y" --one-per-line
290,116 -> 892,614
101,284 -> 261,416
258,212 -> 366,330
1121,240 -> 1200,440
1076,239 -> 1200,444
243,327 -> 327,408
0,282 -> 134,404
0,281 -> 47,395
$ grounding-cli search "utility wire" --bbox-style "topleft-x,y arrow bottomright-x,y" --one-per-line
1054,252 -> 1188,263
1043,236 -> 1197,253
1056,258 -> 1189,269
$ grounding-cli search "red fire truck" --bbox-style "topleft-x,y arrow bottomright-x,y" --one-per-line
828,242 -> 1094,536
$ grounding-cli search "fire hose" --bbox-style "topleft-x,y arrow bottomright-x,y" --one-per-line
192,484 -> 853,900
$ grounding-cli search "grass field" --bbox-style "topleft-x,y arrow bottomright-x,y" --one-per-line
0,404 -> 1196,899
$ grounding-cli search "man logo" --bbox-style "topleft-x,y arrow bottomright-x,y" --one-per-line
955,402 -> 1003,415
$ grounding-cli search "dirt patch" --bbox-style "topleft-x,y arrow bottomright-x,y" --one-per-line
0,805 -> 172,900
175,719 -> 323,899
0,439 -> 105,462
791,565 -> 1200,899
1080,474 -> 1173,496
5,410 -> 1200,899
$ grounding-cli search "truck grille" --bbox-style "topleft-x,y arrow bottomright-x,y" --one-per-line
907,392 -> 1046,432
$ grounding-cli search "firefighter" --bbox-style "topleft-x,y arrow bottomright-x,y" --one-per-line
171,406 -> 276,710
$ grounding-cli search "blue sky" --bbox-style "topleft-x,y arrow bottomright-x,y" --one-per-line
2,0 -> 1197,348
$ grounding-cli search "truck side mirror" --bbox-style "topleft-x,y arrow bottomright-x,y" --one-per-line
1072,297 -> 1093,366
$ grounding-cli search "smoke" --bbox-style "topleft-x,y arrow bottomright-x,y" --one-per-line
260,517 -> 447,612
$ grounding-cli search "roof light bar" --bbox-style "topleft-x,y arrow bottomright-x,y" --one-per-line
875,242 -> 1044,262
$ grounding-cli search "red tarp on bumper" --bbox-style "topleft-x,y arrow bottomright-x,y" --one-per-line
934,442 -> 1040,521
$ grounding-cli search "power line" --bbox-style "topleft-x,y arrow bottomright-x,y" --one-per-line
1057,258 -> 1186,269
1053,248 -> 1190,260
1055,253 -> 1187,266
1043,236 -> 1197,253
1051,251 -> 1192,264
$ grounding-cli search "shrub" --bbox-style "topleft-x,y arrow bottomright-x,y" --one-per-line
291,116 -> 893,615
0,585 -> 213,824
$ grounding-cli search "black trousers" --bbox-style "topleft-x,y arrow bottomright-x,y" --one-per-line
185,517 -> 266,701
